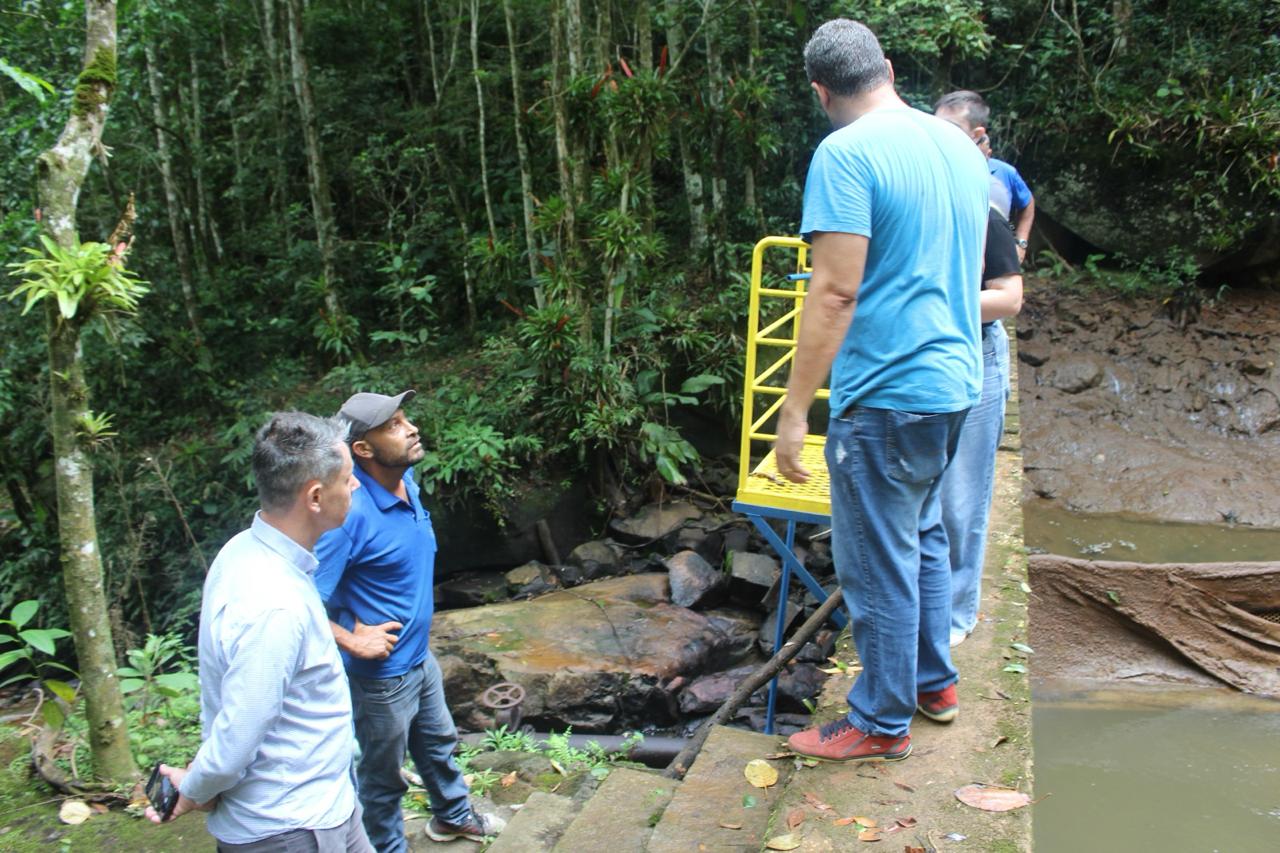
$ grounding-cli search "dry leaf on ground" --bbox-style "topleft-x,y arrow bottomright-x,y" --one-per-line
857,828 -> 882,841
893,781 -> 916,793
833,816 -> 857,826
59,800 -> 93,825
787,807 -> 805,829
744,759 -> 779,788
802,792 -> 833,811
853,816 -> 876,827
954,783 -> 1032,812
718,820 -> 743,830
764,833 -> 801,850
500,771 -> 518,787
896,816 -> 918,828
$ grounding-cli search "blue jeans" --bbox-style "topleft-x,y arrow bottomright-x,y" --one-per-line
825,405 -> 969,738
940,322 -> 1009,642
349,651 -> 470,853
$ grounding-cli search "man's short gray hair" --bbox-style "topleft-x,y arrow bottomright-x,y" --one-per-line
934,90 -> 990,132
803,19 -> 889,97
252,412 -> 348,513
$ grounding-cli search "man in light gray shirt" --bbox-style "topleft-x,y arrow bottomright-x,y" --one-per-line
147,412 -> 373,853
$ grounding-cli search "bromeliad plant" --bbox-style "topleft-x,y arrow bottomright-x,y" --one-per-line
0,599 -> 78,728
6,235 -> 147,324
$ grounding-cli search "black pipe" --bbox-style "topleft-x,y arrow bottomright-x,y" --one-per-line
458,732 -> 688,769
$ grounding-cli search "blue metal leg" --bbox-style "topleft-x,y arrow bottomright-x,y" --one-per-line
764,521 -> 796,734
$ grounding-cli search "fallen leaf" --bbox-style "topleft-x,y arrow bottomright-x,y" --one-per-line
744,759 -> 779,788
802,792 -> 833,811
1010,642 -> 1035,654
1020,581 -> 1032,593
1003,663 -> 1027,674
853,816 -> 876,827
954,783 -> 1032,812
764,752 -> 794,760
833,816 -> 857,826
764,833 -> 801,850
742,794 -> 758,808
787,808 -> 805,829
991,735 -> 1009,749
550,759 -> 567,776
893,781 -> 916,793
59,800 -> 93,825
896,816 -> 918,828
819,667 -> 846,674
871,798 -> 906,806
905,847 -> 926,853
801,758 -> 819,768
90,803 -> 109,814
857,828 -> 882,841
944,833 -> 968,841
718,820 -> 743,830
500,771 -> 518,787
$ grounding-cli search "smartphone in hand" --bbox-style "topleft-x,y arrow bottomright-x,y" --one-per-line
146,763 -> 179,821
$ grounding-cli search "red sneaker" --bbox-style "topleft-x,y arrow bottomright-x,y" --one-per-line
787,717 -> 911,763
916,683 -> 959,723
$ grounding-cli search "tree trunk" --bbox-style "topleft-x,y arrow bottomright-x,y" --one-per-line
469,0 -> 497,244
549,0 -> 582,318
254,0 -> 292,247
283,0 -> 343,320
188,52 -> 224,263
663,0 -> 706,252
143,38 -> 203,345
34,0 -> 137,784
502,0 -> 543,308
218,8 -> 249,237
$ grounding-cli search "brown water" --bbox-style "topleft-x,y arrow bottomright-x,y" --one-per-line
1026,507 -> 1280,852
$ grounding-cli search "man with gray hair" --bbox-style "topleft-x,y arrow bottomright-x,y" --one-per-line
775,19 -> 989,763
147,412 -> 372,852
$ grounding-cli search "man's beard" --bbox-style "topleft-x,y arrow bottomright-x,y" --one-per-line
369,440 -> 424,468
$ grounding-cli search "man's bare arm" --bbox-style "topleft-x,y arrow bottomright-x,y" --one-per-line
1013,196 -> 1035,261
980,274 -> 1023,322
774,231 -> 868,484
329,619 -> 402,660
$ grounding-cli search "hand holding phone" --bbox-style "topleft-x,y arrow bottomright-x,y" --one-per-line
146,762 -> 180,822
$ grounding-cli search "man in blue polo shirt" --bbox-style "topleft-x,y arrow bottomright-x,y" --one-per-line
315,391 -> 503,850
774,19 -> 988,763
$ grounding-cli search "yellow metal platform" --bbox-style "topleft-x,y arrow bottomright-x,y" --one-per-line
735,437 -> 831,517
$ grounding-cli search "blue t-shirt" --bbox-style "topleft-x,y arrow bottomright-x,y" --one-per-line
314,464 -> 436,680
988,158 -> 1032,218
800,106 -> 988,415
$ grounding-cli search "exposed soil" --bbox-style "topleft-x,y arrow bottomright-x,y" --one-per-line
1017,280 -> 1280,527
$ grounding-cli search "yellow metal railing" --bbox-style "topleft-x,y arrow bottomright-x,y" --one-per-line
734,237 -> 832,517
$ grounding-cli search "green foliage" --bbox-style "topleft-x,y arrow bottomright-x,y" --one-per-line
116,633 -> 199,721
0,58 -> 54,102
0,600 -> 77,729
7,236 -> 147,323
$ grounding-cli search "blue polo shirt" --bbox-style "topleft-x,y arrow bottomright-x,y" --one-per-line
314,464 -> 435,680
988,157 -> 1032,219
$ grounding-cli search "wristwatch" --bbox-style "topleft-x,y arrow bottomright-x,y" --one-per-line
1015,238 -> 1029,249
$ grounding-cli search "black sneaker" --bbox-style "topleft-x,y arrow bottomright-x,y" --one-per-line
424,811 -> 506,843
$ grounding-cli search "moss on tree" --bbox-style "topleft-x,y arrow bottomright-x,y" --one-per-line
72,47 -> 116,118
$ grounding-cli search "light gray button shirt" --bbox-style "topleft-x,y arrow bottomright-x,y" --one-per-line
181,514 -> 356,844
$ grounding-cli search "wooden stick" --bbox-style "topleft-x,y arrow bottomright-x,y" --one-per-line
664,588 -> 845,779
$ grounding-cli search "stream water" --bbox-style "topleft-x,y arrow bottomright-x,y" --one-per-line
1025,506 -> 1280,852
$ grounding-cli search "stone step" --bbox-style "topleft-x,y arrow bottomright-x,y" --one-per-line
646,726 -> 791,853
485,791 -> 580,853
550,767 -> 679,853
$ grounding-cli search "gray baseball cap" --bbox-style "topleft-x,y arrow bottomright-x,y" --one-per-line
338,390 -> 416,439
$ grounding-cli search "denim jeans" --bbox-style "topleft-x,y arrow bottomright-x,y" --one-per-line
825,405 -> 969,738
939,323 -> 1009,643
349,651 -> 470,853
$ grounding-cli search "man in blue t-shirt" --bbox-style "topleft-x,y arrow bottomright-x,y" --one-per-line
936,90 -> 1036,261
315,391 -> 503,850
775,19 -> 988,764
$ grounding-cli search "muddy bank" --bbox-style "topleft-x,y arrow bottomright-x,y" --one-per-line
1018,280 -> 1280,527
